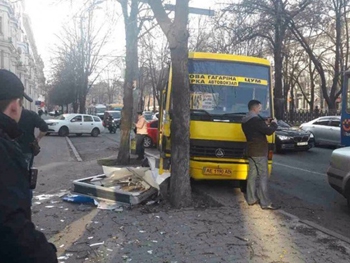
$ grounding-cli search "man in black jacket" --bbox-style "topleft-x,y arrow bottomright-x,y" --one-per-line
241,100 -> 279,210
18,108 -> 48,170
0,69 -> 58,262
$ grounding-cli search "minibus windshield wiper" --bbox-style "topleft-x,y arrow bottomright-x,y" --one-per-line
221,112 -> 247,117
190,109 -> 212,116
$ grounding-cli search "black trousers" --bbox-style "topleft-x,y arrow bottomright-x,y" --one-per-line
136,134 -> 146,158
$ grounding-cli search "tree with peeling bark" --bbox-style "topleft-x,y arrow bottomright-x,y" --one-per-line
147,0 -> 192,208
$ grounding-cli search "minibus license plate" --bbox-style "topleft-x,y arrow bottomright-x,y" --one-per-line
203,168 -> 232,176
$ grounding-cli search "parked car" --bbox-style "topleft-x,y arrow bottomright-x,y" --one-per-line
299,116 -> 341,146
144,119 -> 158,148
103,110 -> 121,128
275,120 -> 314,153
46,114 -> 104,137
327,146 -> 350,209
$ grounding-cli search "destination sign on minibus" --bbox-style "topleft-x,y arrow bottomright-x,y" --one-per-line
189,74 -> 268,86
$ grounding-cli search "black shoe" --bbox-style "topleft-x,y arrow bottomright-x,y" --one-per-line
248,200 -> 259,206
261,204 -> 280,210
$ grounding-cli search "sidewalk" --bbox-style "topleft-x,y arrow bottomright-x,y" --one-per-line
50,192 -> 350,263
38,142 -> 349,262
63,204 -> 349,263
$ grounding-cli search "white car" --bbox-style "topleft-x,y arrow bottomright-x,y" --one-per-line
46,114 -> 104,137
299,116 -> 341,146
327,147 -> 350,210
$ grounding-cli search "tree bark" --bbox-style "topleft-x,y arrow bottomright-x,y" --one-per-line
149,0 -> 192,208
168,45 -> 192,208
117,0 -> 139,165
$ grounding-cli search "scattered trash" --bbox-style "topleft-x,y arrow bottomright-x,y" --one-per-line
160,232 -> 165,235
57,253 -> 73,260
88,236 -> 94,240
60,244 -> 64,248
151,240 -> 158,243
34,202 -> 41,205
90,241 -> 105,247
146,200 -> 156,205
94,199 -> 124,211
45,205 -> 55,208
62,194 -> 95,204
35,194 -> 55,201
139,230 -> 146,233
147,250 -> 153,255
60,220 -> 65,222
107,248 -> 113,252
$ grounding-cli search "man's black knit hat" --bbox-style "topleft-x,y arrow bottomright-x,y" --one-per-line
0,69 -> 33,102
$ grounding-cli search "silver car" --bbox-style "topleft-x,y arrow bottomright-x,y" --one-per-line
327,147 -> 350,209
300,116 -> 340,146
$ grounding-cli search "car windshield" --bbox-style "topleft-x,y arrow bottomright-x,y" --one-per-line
189,60 -> 271,118
96,107 -> 106,114
53,115 -> 65,120
144,114 -> 153,121
109,112 -> 121,119
277,120 -> 291,128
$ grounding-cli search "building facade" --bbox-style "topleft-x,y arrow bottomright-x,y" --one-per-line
0,0 -> 45,110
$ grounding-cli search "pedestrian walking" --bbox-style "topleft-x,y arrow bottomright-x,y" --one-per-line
134,111 -> 147,160
241,100 -> 279,210
0,69 -> 58,262
18,108 -> 48,170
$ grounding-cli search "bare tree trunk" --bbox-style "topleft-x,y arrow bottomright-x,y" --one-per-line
273,1 -> 286,120
149,0 -> 192,208
117,0 -> 139,165
168,45 -> 192,207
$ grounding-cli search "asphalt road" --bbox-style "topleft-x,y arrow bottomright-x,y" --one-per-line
67,130 -> 350,239
271,147 -> 350,238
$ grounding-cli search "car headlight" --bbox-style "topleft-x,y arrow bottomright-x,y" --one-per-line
277,135 -> 292,140
309,133 -> 314,138
51,122 -> 59,126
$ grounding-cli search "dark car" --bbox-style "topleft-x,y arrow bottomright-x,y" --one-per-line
275,120 -> 315,153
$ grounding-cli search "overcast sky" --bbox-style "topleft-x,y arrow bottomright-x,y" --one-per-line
24,0 -> 219,78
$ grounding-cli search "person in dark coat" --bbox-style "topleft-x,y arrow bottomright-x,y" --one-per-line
0,69 -> 58,263
241,100 -> 279,210
18,108 -> 48,169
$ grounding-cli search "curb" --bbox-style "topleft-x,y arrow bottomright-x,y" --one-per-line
300,219 -> 350,245
65,136 -> 83,162
278,209 -> 350,245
